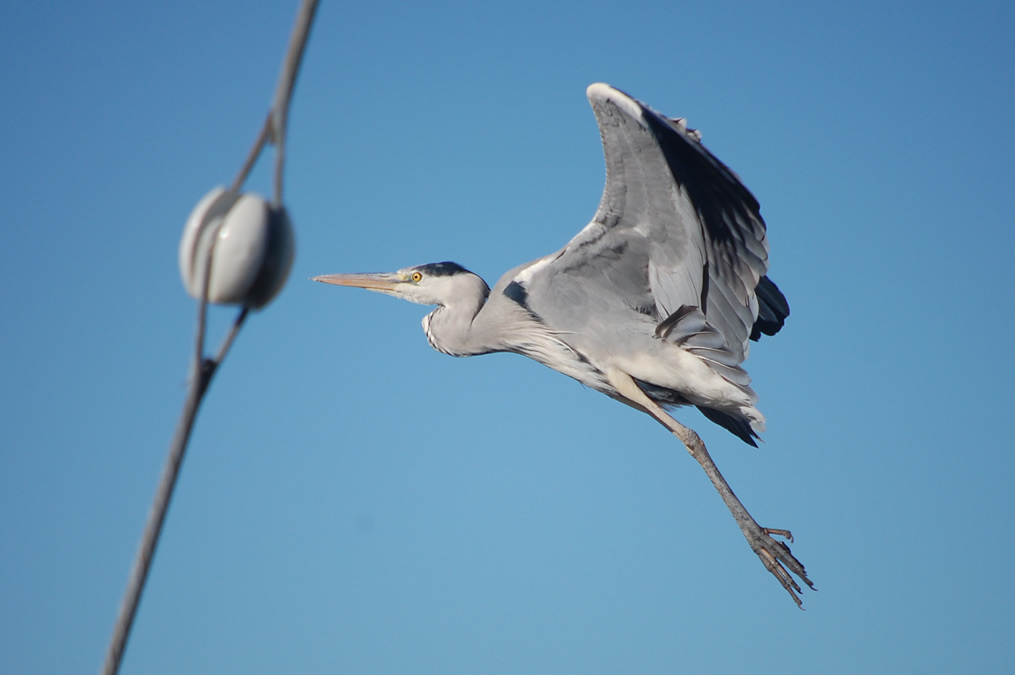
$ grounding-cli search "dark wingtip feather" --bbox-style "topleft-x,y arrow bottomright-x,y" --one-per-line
697,406 -> 760,447
750,276 -> 790,341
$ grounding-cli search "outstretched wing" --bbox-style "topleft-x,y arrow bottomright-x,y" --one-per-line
522,83 -> 777,363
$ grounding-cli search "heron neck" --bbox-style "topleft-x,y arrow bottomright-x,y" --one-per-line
422,294 -> 495,357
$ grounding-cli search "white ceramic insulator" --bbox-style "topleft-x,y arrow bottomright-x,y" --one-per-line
179,188 -> 294,308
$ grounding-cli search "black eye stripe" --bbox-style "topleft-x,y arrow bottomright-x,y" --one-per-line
415,262 -> 470,277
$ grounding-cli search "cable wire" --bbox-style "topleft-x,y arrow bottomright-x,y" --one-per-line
101,2 -> 319,673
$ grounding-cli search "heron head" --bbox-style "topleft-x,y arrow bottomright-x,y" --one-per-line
313,261 -> 489,307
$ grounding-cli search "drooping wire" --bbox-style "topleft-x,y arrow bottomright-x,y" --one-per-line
101,2 -> 319,674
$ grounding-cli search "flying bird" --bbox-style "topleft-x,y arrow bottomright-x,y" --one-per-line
314,83 -> 813,606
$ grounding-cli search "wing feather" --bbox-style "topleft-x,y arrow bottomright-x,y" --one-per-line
525,83 -> 774,364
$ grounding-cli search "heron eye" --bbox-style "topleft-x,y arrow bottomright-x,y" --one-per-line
410,271 -> 423,283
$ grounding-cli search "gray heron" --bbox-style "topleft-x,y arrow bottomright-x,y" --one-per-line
314,83 -> 813,606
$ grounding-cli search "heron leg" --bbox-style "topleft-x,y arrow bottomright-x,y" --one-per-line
606,369 -> 814,607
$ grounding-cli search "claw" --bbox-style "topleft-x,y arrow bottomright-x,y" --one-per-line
762,527 -> 794,543
751,527 -> 815,608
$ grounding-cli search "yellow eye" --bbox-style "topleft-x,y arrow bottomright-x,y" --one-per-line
410,271 -> 423,283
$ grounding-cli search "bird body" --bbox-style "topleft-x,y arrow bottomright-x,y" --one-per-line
315,83 -> 812,605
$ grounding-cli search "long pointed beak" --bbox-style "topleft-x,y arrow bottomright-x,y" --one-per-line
311,272 -> 404,291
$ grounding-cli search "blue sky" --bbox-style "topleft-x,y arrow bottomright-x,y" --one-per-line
3,1 -> 1014,672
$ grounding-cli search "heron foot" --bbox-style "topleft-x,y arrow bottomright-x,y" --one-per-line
747,525 -> 814,608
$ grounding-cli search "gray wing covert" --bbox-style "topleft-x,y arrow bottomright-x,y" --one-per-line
525,83 -> 772,364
